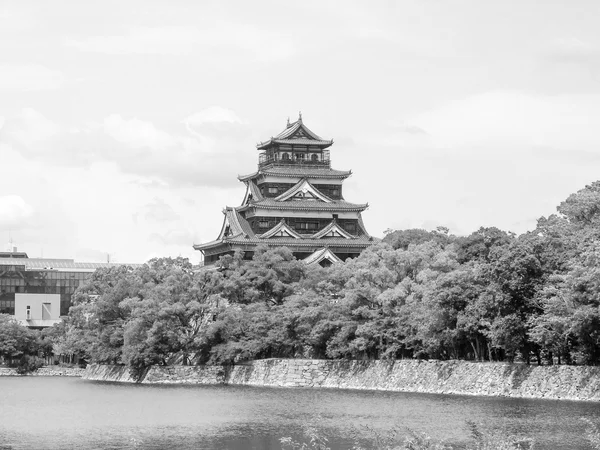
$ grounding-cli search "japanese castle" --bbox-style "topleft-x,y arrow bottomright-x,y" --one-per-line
194,114 -> 374,266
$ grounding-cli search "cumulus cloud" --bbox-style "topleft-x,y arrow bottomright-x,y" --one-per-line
75,248 -> 110,263
0,64 -> 64,91
64,23 -> 294,61
185,106 -> 244,126
142,198 -> 180,223
2,107 -> 255,188
104,114 -> 179,150
391,123 -> 429,135
2,107 -> 61,148
0,4 -> 36,33
546,37 -> 600,65
149,229 -> 197,246
0,195 -> 34,228
390,91 -> 600,153
183,107 -> 249,142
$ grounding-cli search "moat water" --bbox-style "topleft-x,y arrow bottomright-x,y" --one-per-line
1,377 -> 600,449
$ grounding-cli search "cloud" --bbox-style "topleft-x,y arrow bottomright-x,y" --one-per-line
64,24 -> 294,61
75,248 -> 110,263
104,114 -> 179,150
185,106 -> 244,126
184,107 -> 248,142
0,5 -> 36,33
546,37 -> 600,65
391,123 -> 429,135
142,198 -> 180,223
0,195 -> 34,229
389,91 -> 600,153
0,64 -> 64,91
64,26 -> 202,56
2,107 -> 255,188
149,229 -> 197,246
1,107 -> 61,148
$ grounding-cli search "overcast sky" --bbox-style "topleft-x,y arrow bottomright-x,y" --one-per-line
1,0 -> 600,264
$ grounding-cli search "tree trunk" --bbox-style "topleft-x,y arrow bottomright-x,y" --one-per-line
469,340 -> 479,361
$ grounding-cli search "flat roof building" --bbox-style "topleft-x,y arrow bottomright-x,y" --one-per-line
0,247 -> 136,328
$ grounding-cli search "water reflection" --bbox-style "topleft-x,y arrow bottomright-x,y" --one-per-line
0,377 -> 598,449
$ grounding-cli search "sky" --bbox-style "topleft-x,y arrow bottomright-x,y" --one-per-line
1,0 -> 600,264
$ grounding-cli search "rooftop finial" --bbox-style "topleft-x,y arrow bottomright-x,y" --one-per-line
286,116 -> 291,128
298,111 -> 302,122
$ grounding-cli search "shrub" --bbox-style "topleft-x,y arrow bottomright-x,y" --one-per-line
10,355 -> 45,375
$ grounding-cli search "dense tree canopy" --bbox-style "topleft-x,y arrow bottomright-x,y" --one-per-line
37,181 -> 600,374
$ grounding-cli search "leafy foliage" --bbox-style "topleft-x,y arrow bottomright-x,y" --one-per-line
29,180 -> 600,373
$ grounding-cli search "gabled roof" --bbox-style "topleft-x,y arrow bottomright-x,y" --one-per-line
238,166 -> 352,182
275,179 -> 333,203
312,221 -> 356,239
241,180 -> 263,205
257,116 -> 333,150
257,220 -> 302,239
303,248 -> 343,265
195,207 -> 253,251
194,205 -> 374,253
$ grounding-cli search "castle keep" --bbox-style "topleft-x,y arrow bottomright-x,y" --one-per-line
194,115 -> 373,266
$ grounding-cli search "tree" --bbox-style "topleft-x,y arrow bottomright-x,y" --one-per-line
558,181 -> 600,226
217,246 -> 307,305
0,314 -> 45,373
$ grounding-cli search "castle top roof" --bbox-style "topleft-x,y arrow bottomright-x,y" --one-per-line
257,114 -> 333,150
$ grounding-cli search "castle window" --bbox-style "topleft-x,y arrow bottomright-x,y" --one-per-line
258,220 -> 270,228
282,153 -> 290,161
311,154 -> 319,161
268,187 -> 278,195
297,222 -> 319,231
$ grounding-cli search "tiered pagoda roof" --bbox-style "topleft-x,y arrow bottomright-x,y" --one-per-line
256,114 -> 334,150
194,115 -> 373,266
195,207 -> 373,251
238,166 -> 352,182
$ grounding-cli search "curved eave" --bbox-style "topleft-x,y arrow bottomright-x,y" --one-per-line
238,168 -> 352,182
240,202 -> 369,213
193,240 -> 230,251
224,238 -> 373,248
256,139 -> 333,150
238,171 -> 259,182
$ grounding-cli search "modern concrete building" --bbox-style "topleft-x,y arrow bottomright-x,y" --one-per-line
0,245 -> 135,328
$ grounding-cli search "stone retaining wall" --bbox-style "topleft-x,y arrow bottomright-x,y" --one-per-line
83,364 -> 137,382
143,365 -> 226,384
0,366 -> 85,377
82,359 -> 600,402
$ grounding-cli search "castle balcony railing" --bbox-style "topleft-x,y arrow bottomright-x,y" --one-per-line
258,152 -> 331,169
